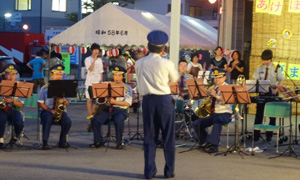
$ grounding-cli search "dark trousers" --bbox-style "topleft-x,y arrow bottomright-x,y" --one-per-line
193,113 -> 231,146
33,78 -> 45,94
253,91 -> 277,140
142,95 -> 175,178
40,111 -> 72,143
91,108 -> 127,144
0,109 -> 24,138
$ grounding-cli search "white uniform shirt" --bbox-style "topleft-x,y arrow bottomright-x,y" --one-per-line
135,53 -> 179,96
84,56 -> 104,86
215,82 -> 233,114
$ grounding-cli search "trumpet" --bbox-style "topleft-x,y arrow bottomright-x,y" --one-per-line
236,75 -> 246,86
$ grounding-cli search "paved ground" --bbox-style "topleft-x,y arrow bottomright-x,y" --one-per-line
1,103 -> 300,180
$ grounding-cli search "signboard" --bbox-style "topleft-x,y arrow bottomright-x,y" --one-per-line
6,13 -> 22,22
61,52 -> 70,74
45,29 -> 64,42
61,46 -> 79,65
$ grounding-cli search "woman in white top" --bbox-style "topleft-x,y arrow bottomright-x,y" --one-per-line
84,43 -> 104,119
187,53 -> 203,77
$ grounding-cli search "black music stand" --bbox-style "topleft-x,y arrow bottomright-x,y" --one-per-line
129,91 -> 144,142
215,85 -> 251,159
179,78 -> 208,153
0,80 -> 33,149
92,82 -> 124,152
48,80 -> 78,150
198,70 -> 211,85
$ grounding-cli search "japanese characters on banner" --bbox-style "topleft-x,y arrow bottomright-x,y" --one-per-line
273,62 -> 300,80
289,0 -> 300,13
255,0 -> 284,15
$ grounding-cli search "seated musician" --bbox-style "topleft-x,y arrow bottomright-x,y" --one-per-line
0,64 -> 24,149
192,68 -> 232,153
90,65 -> 132,149
178,59 -> 191,99
37,64 -> 72,150
253,49 -> 284,141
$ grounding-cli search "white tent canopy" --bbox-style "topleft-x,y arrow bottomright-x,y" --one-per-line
50,3 -> 217,50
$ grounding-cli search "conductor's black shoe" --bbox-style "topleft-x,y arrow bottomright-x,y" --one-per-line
164,174 -> 175,178
42,144 -> 51,150
0,143 -> 4,149
89,142 -> 105,148
116,143 -> 125,149
144,173 -> 156,179
10,138 -> 17,144
266,137 -> 272,142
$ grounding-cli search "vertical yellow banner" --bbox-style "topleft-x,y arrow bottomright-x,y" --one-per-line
287,63 -> 300,80
289,0 -> 300,13
256,0 -> 270,13
269,0 -> 284,15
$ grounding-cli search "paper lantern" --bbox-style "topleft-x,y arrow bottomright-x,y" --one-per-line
68,46 -> 76,54
81,47 -> 87,54
112,49 -> 119,57
139,47 -> 148,55
101,49 -> 106,56
106,50 -> 112,57
54,46 -> 61,53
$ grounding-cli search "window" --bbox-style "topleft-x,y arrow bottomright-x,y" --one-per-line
15,0 -> 31,11
82,0 -> 94,14
52,0 -> 67,12
189,6 -> 201,18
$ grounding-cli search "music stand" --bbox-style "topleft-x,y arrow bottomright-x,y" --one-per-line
0,80 -> 33,149
92,82 -> 124,152
215,85 -> 251,159
269,85 -> 299,159
246,80 -> 271,93
180,78 -> 208,153
47,80 -> 78,150
198,70 -> 211,85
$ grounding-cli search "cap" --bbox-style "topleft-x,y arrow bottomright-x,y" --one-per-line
110,65 -> 126,74
2,64 -> 19,74
212,68 -> 226,78
147,30 -> 169,46
50,64 -> 65,74
123,51 -> 131,57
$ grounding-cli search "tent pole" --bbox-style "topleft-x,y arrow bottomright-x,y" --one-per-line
170,0 -> 181,70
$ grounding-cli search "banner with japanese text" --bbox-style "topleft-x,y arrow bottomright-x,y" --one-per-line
287,63 -> 300,80
256,0 -> 270,13
255,0 -> 284,15
269,0 -> 284,15
288,0 -> 300,13
60,52 -> 70,75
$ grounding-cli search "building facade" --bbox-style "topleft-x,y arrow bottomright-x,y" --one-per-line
0,0 -> 79,33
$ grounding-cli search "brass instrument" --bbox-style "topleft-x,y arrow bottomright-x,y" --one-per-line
194,84 -> 216,118
236,74 -> 246,86
0,97 -> 6,110
54,98 -> 65,124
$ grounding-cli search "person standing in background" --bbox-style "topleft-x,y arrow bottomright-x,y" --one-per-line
85,43 -> 104,120
211,46 -> 228,70
27,50 -> 46,93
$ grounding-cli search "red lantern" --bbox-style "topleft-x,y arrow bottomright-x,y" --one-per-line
81,47 -> 87,54
106,50 -> 112,57
198,54 -> 202,60
139,47 -> 148,55
54,46 -> 61,53
68,46 -> 76,54
112,49 -> 119,57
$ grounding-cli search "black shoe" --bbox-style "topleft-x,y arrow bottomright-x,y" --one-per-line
116,143 -> 125,149
89,142 -> 105,148
0,143 -> 4,149
10,138 -> 17,144
145,173 -> 156,179
204,146 -> 218,153
202,143 -> 212,150
42,144 -> 51,150
164,173 -> 175,178
58,142 -> 70,148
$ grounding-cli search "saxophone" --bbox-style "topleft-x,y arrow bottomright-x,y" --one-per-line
54,98 -> 65,124
0,97 -> 6,110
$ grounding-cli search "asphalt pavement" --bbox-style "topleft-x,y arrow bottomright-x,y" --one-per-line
1,102 -> 300,180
